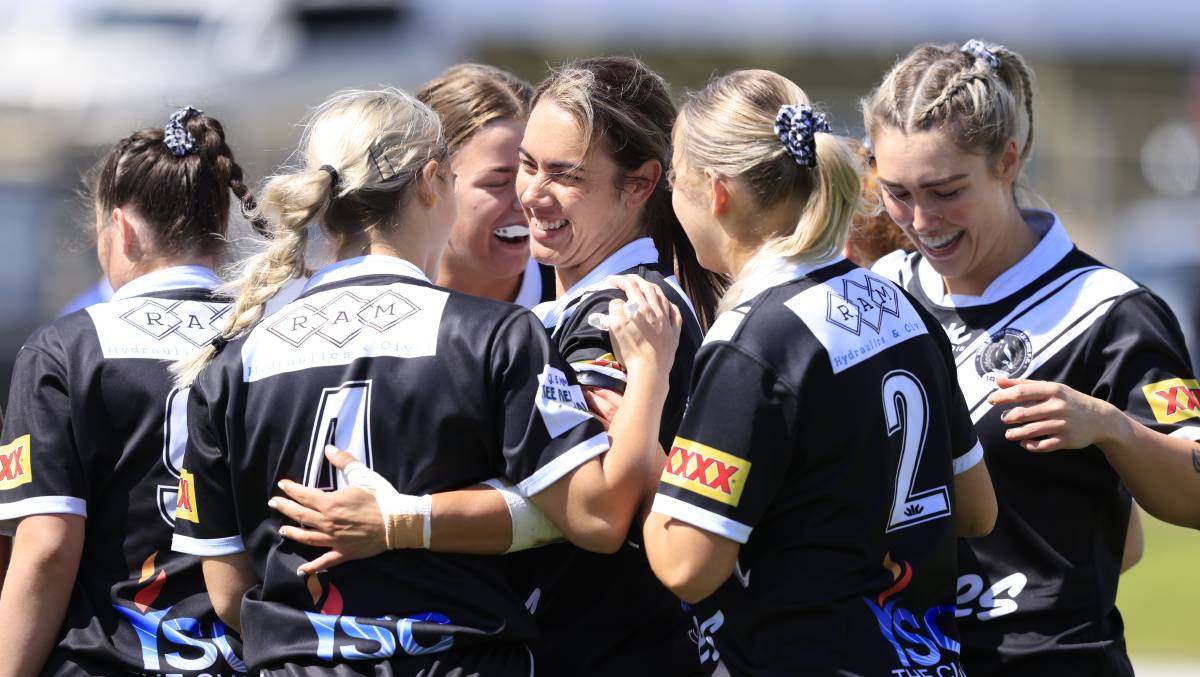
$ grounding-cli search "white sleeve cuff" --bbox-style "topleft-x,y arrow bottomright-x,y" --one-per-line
517,432 -> 609,497
171,533 -> 246,556
651,493 -> 752,544
953,441 -> 985,475
1169,426 -> 1200,442
0,495 -> 86,521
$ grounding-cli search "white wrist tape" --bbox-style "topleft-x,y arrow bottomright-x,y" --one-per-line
340,458 -> 430,549
482,478 -> 565,553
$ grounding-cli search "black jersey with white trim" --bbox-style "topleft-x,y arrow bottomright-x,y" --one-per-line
0,266 -> 246,676
512,258 -> 557,309
874,209 -> 1200,676
654,257 -> 980,677
513,237 -> 704,676
170,255 -> 607,672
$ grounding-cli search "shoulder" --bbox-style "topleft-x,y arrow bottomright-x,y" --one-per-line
870,249 -> 920,288
17,311 -> 92,367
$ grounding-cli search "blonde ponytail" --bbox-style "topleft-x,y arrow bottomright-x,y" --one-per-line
675,70 -> 864,314
172,87 -> 446,386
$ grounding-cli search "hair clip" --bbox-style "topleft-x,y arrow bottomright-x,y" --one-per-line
318,165 -> 340,190
164,106 -> 203,157
774,104 -> 832,168
961,39 -> 1001,71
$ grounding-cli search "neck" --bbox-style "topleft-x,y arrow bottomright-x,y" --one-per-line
437,257 -> 522,302
723,200 -> 796,277
337,225 -> 441,281
943,206 -> 1039,296
113,254 -> 215,291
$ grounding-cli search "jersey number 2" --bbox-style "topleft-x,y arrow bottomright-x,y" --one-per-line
881,370 -> 950,532
303,380 -> 375,490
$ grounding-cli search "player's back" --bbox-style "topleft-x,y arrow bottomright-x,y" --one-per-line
660,258 -> 979,676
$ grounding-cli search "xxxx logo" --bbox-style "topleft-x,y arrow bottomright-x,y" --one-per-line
0,435 -> 32,490
661,438 -> 750,507
1142,378 -> 1200,424
174,469 -> 199,524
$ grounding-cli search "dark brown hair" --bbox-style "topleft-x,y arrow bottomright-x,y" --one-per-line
94,110 -> 260,257
534,56 -> 725,328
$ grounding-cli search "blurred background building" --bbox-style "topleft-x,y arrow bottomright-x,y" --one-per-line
1,0 -> 1198,665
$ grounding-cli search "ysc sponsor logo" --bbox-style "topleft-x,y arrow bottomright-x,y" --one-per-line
863,554 -> 964,676
112,551 -> 246,674
303,575 -> 455,661
0,435 -> 31,490
661,438 -> 750,507
1142,378 -> 1200,425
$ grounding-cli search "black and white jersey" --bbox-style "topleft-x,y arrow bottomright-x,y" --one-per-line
512,258 -> 558,309
0,266 -> 246,676
512,237 -> 704,675
170,255 -> 607,672
653,256 -> 982,677
874,209 -> 1200,676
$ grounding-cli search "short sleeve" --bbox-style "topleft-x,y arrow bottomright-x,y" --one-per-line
171,359 -> 245,556
922,303 -> 984,474
556,290 -> 629,390
651,343 -> 796,544
0,337 -> 87,533
491,310 -> 609,497
1087,290 -> 1200,442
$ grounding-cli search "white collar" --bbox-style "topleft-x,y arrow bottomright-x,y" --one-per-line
303,255 -> 431,294
533,238 -> 659,323
512,257 -> 546,310
735,253 -> 843,306
111,265 -> 221,301
916,209 -> 1073,308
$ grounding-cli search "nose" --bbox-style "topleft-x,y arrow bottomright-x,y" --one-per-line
911,202 -> 940,233
519,171 -> 551,209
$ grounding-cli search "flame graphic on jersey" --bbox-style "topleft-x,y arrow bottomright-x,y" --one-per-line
306,573 -> 343,615
134,551 -> 168,612
876,552 -> 912,606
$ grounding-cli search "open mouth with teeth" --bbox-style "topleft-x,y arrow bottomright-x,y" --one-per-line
493,224 -> 530,244
919,231 -> 963,253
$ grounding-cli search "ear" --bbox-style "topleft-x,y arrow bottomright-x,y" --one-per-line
704,169 -> 730,218
416,159 -> 441,206
112,207 -> 144,259
997,137 -> 1021,185
622,159 -> 662,209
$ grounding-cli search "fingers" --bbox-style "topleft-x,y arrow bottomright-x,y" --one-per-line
268,495 -> 328,531
295,550 -> 348,577
1020,436 -> 1065,453
324,445 -> 360,470
278,479 -> 328,509
1004,419 -> 1064,442
994,376 -> 1033,389
999,399 -> 1065,425
278,525 -> 337,549
987,379 -> 1059,406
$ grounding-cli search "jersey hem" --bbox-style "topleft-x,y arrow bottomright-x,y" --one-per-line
517,432 -> 610,497
651,493 -> 752,544
171,533 -> 246,556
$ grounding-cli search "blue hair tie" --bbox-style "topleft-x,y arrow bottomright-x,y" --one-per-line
961,39 -> 1001,71
774,104 -> 832,168
164,106 -> 203,157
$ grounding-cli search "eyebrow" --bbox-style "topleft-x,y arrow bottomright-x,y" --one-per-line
879,173 -> 968,190
480,165 -> 516,175
517,147 -> 584,174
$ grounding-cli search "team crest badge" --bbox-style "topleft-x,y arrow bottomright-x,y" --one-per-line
975,328 -> 1032,379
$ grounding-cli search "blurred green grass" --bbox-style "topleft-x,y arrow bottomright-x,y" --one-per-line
1118,511 -> 1200,659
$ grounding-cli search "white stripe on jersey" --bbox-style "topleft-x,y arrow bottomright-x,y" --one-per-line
783,267 -> 928,374
87,297 -> 231,361
953,441 -> 985,475
955,267 -> 1140,423
0,495 -> 87,534
241,281 -> 449,382
702,309 -> 748,346
516,432 -> 609,498
171,532 -> 246,556
1170,427 -> 1200,441
651,493 -> 753,544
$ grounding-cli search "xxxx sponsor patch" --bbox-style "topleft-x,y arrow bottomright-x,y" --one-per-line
661,438 -> 750,507
1142,378 -> 1200,424
0,434 -> 32,490
175,469 -> 199,524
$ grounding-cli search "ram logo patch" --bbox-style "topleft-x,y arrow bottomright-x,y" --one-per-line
661,438 -> 750,506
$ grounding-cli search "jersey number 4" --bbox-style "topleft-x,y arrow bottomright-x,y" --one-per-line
303,380 -> 375,490
882,370 -> 950,532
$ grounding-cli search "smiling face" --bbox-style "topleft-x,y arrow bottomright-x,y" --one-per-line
872,126 -> 1027,293
440,118 -> 529,285
516,101 -> 643,288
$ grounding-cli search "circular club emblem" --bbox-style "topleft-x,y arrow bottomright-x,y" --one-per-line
975,328 -> 1032,378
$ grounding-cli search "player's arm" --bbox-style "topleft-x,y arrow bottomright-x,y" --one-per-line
642,513 -> 739,603
1121,506 -> 1144,573
201,552 -> 257,633
953,457 -> 996,537
992,378 -> 1200,528
0,514 -> 84,677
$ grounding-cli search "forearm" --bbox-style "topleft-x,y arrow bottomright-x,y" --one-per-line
429,486 -> 512,554
643,511 -> 737,604
201,553 -> 257,634
587,375 -> 669,533
0,516 -> 84,677
1101,417 -> 1200,528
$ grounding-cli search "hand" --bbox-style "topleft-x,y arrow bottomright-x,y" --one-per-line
269,446 -> 387,576
605,275 -> 681,379
987,377 -> 1126,452
582,385 -> 623,429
